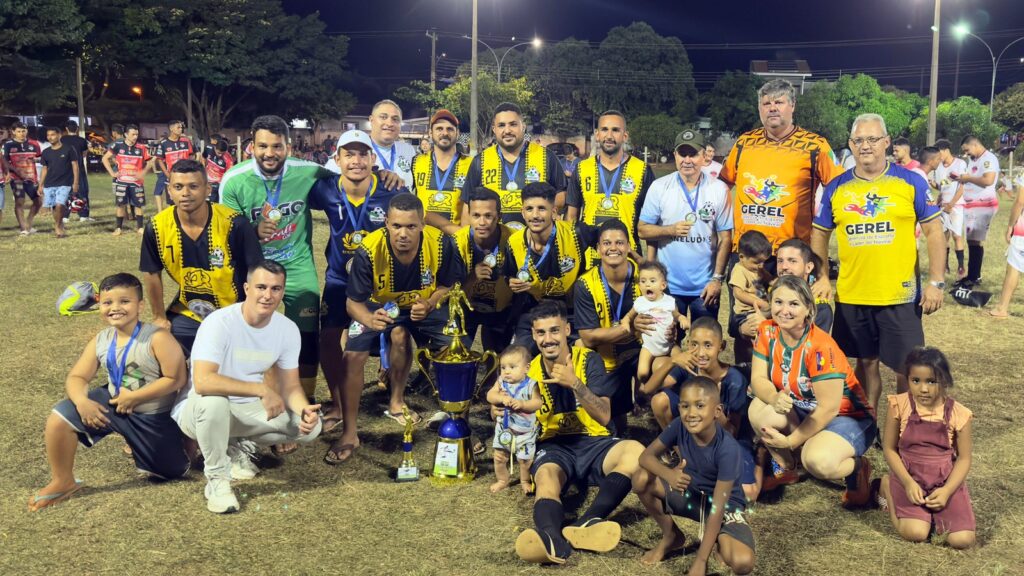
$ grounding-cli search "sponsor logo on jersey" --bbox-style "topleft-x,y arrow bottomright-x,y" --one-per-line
843,191 -> 891,219
742,173 -> 789,204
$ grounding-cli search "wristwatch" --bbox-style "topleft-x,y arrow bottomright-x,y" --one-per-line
929,280 -> 946,290
711,274 -> 725,282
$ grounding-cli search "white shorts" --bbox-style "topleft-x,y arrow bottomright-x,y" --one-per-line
939,205 -> 964,237
965,206 -> 998,242
1008,237 -> 1024,273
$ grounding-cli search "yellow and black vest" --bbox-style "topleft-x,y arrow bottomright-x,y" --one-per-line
508,220 -> 585,301
153,203 -> 242,323
362,225 -> 445,309
412,152 -> 472,225
530,347 -> 610,441
576,261 -> 641,370
454,223 -> 513,313
576,155 -> 648,263
479,142 -> 548,229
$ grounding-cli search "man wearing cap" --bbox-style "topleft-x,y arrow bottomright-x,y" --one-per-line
412,109 -> 472,235
638,129 -> 733,325
565,110 -> 656,265
339,194 -> 465,453
460,102 -> 567,231
310,130 -> 404,463
326,100 -> 417,189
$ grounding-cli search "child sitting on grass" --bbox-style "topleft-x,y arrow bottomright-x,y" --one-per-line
485,345 -> 541,494
633,376 -> 756,575
29,273 -> 189,511
623,261 -> 689,383
876,346 -> 975,549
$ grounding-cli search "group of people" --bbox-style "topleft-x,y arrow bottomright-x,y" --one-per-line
28,77 -> 1021,573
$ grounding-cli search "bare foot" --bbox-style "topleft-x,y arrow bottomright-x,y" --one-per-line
640,529 -> 687,566
112,228 -> 123,236
490,479 -> 510,493
137,227 -> 144,235
988,309 -> 1009,319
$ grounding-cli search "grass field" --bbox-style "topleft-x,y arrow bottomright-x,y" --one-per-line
1,171 -> 1022,576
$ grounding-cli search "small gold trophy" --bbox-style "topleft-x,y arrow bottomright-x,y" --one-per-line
415,283 -> 498,483
396,406 -> 419,482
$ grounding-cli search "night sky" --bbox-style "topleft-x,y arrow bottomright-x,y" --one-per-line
288,0 -> 1024,109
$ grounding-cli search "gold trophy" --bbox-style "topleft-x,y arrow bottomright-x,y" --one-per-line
415,283 -> 498,483
396,406 -> 419,482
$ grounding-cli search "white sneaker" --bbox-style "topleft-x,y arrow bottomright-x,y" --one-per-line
228,442 -> 260,480
205,478 -> 239,513
79,217 -> 96,222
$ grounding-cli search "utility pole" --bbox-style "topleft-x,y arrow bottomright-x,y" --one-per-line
75,57 -> 85,136
926,0 -> 941,144
953,43 -> 961,98
426,30 -> 438,90
470,0 -> 478,154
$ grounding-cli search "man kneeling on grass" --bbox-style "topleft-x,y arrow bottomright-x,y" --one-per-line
173,259 -> 322,514
30,273 -> 190,511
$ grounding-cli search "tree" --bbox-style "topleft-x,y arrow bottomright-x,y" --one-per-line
628,114 -> 684,158
702,71 -> 762,135
909,96 -> 1003,148
0,0 -> 91,112
994,82 -> 1024,131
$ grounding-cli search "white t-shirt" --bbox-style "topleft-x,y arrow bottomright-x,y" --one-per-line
181,303 -> 300,410
325,139 -> 416,188
933,157 -> 967,205
638,172 -> 733,297
963,150 -> 999,205
633,293 -> 676,356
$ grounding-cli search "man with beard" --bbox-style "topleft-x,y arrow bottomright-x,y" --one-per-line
310,130 -> 403,464
565,110 -> 655,265
411,109 -> 472,235
461,102 -> 566,230
326,100 -> 417,188
154,120 -> 195,211
220,115 -> 332,413
140,159 -> 263,356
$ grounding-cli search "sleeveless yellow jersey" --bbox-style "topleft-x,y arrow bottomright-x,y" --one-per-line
530,347 -> 611,440
721,126 -> 841,252
453,223 -> 513,313
412,152 -> 472,225
574,155 -> 650,263
507,220 -> 585,300
360,225 -> 445,308
575,261 -> 641,370
479,142 -> 548,230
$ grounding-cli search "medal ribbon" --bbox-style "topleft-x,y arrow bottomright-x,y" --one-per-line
339,175 -> 376,230
502,149 -> 523,190
370,141 -> 396,172
501,378 -> 531,430
599,262 -> 632,323
676,172 -> 702,216
262,174 -> 283,209
433,152 -> 459,191
521,226 -> 557,277
599,158 -> 626,205
469,226 -> 500,265
106,322 -> 142,396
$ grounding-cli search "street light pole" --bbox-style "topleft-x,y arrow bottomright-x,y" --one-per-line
470,0 -> 478,155
426,30 -> 438,90
926,0 -> 940,144
955,25 -> 1024,116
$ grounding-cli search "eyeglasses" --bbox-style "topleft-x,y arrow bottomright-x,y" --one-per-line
850,136 -> 886,147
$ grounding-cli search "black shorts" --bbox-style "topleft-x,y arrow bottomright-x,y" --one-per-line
662,481 -> 755,551
52,387 -> 190,479
168,311 -> 201,357
466,308 -> 514,349
11,179 -> 39,201
153,172 -> 168,197
832,301 -> 924,371
345,304 -> 467,353
319,281 -> 352,330
609,349 -> 640,417
114,181 -> 146,208
209,182 -> 221,203
531,435 -> 621,489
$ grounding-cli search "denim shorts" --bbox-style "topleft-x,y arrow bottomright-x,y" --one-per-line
43,186 -> 72,208
794,406 -> 877,457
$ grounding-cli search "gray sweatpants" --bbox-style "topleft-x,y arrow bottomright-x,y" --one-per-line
176,395 -> 322,480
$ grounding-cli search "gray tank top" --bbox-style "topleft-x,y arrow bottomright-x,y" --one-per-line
94,323 -> 171,414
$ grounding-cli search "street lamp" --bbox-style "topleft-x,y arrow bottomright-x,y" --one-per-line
464,35 -> 542,83
131,86 -> 143,102
953,24 -> 1024,116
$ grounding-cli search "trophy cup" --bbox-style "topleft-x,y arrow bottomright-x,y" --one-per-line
395,406 -> 419,482
415,283 -> 498,483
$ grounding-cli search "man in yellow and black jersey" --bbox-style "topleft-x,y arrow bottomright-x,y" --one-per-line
342,194 -> 464,441
513,300 -> 644,565
454,187 -> 515,351
566,110 -> 656,265
411,109 -> 472,235
140,160 -> 263,356
460,102 -> 566,231
502,182 -> 599,354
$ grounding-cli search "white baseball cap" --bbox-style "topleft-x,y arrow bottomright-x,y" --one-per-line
336,130 -> 373,150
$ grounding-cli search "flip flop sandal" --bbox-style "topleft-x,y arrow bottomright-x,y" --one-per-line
473,441 -> 486,456
562,519 -> 621,553
383,409 -> 421,427
324,443 -> 358,465
321,416 -> 343,434
515,529 -> 566,565
28,481 -> 83,512
271,443 -> 298,456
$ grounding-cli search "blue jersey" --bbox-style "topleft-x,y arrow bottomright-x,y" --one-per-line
308,174 -> 405,286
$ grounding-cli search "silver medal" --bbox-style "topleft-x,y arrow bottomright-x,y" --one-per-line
267,208 -> 282,222
601,198 -> 614,210
517,270 -> 531,282
498,430 -> 513,447
685,213 -> 697,224
352,232 -> 364,244
433,192 -> 445,202
483,253 -> 497,267
506,181 -> 518,191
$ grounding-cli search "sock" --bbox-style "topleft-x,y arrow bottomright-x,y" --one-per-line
578,472 -> 632,524
967,244 -> 984,281
534,498 -> 571,558
135,215 -> 144,229
845,458 -> 862,491
116,216 -> 124,229
945,247 -> 950,272
955,249 -> 965,269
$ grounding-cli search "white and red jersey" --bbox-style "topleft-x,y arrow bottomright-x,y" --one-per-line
933,157 -> 967,205
2,139 -> 42,182
204,150 -> 234,183
155,136 -> 195,171
109,140 -> 152,185
703,160 -> 723,180
963,150 -> 1000,208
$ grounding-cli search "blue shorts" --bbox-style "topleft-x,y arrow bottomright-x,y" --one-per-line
153,172 -> 168,196
531,434 -> 621,490
794,406 -> 877,458
43,186 -> 72,208
52,387 -> 190,479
